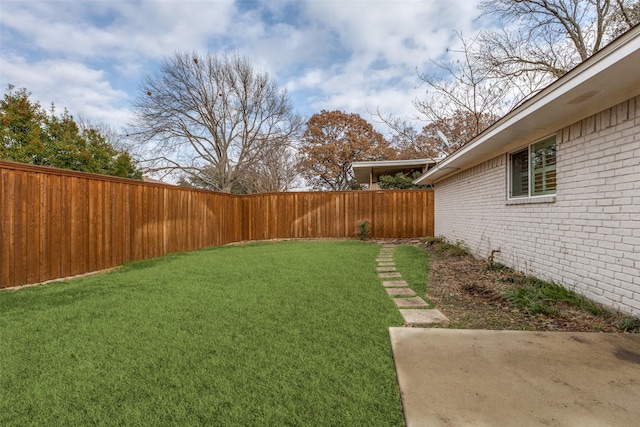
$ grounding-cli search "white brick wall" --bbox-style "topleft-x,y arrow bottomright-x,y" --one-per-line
434,96 -> 640,316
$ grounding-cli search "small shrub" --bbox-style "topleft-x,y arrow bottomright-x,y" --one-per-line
503,278 -> 606,317
355,219 -> 370,240
615,316 -> 640,333
424,236 -> 466,256
487,262 -> 507,272
378,171 -> 430,189
424,236 -> 445,246
504,283 -> 559,316
444,241 -> 466,257
435,241 -> 466,257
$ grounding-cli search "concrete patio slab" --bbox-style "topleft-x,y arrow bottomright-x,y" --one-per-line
389,328 -> 640,427
376,266 -> 397,272
379,272 -> 402,278
393,297 -> 429,308
399,309 -> 449,327
382,280 -> 409,287
386,288 -> 416,296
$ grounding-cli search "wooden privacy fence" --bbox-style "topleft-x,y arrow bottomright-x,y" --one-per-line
1,161 -> 434,288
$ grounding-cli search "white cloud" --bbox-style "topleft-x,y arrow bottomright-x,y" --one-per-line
1,1 -> 236,61
275,0 -> 487,128
0,54 -> 132,127
0,0 -> 492,136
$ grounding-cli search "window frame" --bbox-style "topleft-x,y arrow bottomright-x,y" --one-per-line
508,135 -> 557,200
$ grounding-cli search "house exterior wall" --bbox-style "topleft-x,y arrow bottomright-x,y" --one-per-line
434,96 -> 640,315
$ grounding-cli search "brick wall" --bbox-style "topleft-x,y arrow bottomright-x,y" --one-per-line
434,96 -> 640,315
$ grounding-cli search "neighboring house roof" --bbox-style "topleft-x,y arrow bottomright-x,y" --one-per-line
415,25 -> 640,186
352,159 -> 437,185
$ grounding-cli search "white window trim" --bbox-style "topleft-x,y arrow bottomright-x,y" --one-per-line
507,134 -> 557,202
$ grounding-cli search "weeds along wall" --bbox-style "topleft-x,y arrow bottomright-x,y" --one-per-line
0,161 -> 434,288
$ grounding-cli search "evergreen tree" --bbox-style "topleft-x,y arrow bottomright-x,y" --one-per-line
0,86 -> 142,179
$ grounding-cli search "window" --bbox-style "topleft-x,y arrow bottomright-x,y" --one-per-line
509,135 -> 556,198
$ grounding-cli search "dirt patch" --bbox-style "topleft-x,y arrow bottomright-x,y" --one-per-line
380,239 -> 636,333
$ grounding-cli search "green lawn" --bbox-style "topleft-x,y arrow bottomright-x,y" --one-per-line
393,244 -> 431,305
0,241 -> 404,426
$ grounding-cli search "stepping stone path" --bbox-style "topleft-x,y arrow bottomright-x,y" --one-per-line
386,288 -> 416,296
393,297 -> 430,308
376,244 -> 449,328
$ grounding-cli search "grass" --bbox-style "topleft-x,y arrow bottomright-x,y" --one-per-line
502,275 -> 640,332
0,241 -> 405,426
486,262 -> 508,272
615,316 -> 640,332
392,244 -> 431,305
424,236 -> 466,257
503,276 -> 607,317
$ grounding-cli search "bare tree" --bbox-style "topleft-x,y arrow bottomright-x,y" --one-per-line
374,112 -> 438,160
241,144 -> 300,193
377,109 -> 498,160
178,138 -> 299,193
76,115 -> 133,155
419,35 -> 497,120
476,0 -> 640,85
400,1 -> 639,157
413,34 -> 521,140
376,33 -> 511,158
130,51 -> 302,193
612,0 -> 640,34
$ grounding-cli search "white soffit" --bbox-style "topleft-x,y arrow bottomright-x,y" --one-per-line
415,25 -> 640,186
352,159 -> 435,184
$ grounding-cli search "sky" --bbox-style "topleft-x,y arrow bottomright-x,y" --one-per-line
0,0 -> 492,136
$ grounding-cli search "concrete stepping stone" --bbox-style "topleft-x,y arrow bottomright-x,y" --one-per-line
386,288 -> 416,296
382,280 -> 409,287
393,297 -> 429,308
376,266 -> 397,272
399,309 -> 450,327
379,272 -> 402,278
376,257 -> 393,261
377,261 -> 395,266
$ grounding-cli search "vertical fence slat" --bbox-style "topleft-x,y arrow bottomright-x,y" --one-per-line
25,172 -> 39,284
13,171 -> 27,285
1,169 -> 14,286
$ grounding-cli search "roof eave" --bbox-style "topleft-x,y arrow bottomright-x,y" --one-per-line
414,25 -> 640,186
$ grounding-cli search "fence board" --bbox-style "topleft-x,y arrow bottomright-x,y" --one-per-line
0,161 -> 433,288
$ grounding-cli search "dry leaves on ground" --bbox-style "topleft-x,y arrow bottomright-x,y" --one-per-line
412,241 -> 634,333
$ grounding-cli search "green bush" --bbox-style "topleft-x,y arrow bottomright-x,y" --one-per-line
378,171 -> 430,189
355,219 -> 370,240
423,236 -> 466,256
